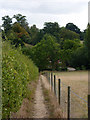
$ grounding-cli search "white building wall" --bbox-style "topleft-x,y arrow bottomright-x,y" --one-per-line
88,1 -> 90,23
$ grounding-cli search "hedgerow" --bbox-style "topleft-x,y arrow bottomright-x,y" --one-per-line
2,41 -> 39,118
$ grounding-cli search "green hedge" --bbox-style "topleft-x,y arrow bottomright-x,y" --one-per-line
2,41 -> 39,118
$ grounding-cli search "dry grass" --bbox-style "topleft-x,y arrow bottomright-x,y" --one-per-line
41,75 -> 64,118
11,80 -> 38,118
53,71 -> 88,118
54,71 -> 88,100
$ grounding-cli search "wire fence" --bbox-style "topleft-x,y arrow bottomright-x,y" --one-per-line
43,72 -> 88,119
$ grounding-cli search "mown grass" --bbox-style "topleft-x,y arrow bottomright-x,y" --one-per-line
2,41 -> 39,118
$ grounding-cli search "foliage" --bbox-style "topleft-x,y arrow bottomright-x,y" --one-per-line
6,23 -> 31,47
43,22 -> 60,36
66,23 -> 81,34
2,16 -> 12,33
2,14 -> 31,46
2,14 -> 89,70
2,41 -> 39,118
31,34 -> 60,71
84,24 -> 90,69
21,45 -> 33,57
60,39 -> 82,67
13,14 -> 29,31
69,46 -> 88,69
60,27 -> 80,40
29,25 -> 39,45
63,39 -> 81,50
12,23 -> 28,36
67,25 -> 89,69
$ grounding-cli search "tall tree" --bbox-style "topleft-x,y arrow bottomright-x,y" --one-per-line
66,23 -> 81,34
13,14 -> 29,32
31,34 -> 60,70
84,24 -> 90,68
29,25 -> 39,45
43,22 -> 60,35
7,23 -> 30,47
2,15 -> 12,33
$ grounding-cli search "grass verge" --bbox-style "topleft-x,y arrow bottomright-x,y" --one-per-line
41,75 -> 64,118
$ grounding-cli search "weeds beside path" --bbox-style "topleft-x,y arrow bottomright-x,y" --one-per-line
11,74 -> 63,118
41,75 -> 63,118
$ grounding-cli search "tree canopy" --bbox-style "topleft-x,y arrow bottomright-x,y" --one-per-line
2,15 -> 12,33
66,23 -> 81,34
31,34 -> 60,70
2,13 -> 88,70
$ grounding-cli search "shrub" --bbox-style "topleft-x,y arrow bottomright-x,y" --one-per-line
2,41 -> 39,118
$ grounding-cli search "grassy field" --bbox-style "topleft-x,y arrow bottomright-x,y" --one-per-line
55,71 -> 88,100
53,71 -> 88,118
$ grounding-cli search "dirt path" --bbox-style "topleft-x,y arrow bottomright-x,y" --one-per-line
33,77 -> 49,118
11,75 -> 62,118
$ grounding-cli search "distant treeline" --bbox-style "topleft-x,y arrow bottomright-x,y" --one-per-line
1,14 -> 90,70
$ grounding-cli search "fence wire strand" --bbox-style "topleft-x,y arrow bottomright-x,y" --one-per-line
71,89 -> 88,103
44,72 -> 88,118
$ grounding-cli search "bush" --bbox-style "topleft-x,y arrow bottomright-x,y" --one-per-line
2,41 -> 39,118
81,65 -> 86,70
70,46 -> 88,69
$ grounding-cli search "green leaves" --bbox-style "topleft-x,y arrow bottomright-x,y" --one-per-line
2,41 -> 39,118
31,34 -> 60,70
2,16 -> 12,33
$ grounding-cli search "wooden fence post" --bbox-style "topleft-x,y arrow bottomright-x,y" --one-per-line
88,95 -> 90,119
58,79 -> 61,105
47,72 -> 49,82
54,75 -> 56,95
48,72 -> 50,84
68,86 -> 70,120
51,73 -> 53,90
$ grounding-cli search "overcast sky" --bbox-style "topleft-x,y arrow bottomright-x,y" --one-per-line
0,0 -> 89,31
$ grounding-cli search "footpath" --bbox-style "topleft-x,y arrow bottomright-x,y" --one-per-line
11,75 -> 62,118
32,77 -> 49,118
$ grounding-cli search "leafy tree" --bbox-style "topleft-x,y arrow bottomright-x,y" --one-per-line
7,23 -> 31,47
2,16 -> 12,33
43,22 -> 60,35
70,46 -> 88,69
13,23 -> 29,37
31,34 -> 60,70
84,24 -> 90,68
60,27 -> 80,40
59,27 -> 80,48
80,31 -> 86,40
66,23 -> 81,34
29,25 -> 39,45
60,39 -> 81,66
7,29 -> 23,47
42,22 -> 61,43
13,14 -> 29,32
63,39 -> 81,50
84,24 -> 90,51
68,25 -> 89,69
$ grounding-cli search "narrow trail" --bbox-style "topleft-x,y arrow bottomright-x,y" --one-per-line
33,77 -> 49,118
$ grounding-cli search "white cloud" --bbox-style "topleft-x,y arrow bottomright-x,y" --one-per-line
0,0 -> 88,14
0,0 -> 89,31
